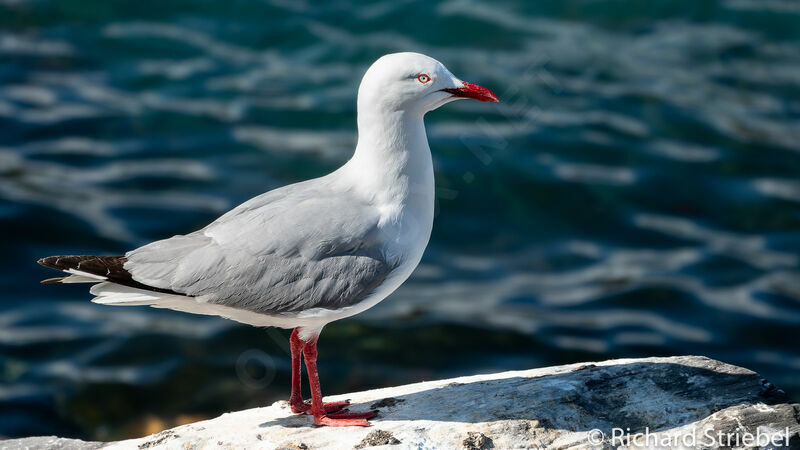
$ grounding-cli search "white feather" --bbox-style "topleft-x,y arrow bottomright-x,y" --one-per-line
66,269 -> 107,281
90,282 -> 172,305
60,275 -> 102,283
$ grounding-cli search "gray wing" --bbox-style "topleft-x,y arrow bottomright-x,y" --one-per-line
124,178 -> 398,314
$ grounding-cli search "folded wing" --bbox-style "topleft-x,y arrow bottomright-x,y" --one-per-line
122,180 -> 397,315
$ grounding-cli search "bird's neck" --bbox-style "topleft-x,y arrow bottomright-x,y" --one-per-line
344,109 -> 434,209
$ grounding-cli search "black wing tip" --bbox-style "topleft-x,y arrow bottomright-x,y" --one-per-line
38,256 -> 69,283
35,254 -> 186,296
37,256 -> 62,269
37,255 -> 117,270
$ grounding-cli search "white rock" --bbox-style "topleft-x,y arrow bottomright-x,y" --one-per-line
2,356 -> 798,449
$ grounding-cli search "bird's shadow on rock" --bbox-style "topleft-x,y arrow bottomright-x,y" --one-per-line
259,359 -> 794,436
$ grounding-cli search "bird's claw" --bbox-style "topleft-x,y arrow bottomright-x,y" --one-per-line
313,410 -> 378,427
291,399 -> 350,415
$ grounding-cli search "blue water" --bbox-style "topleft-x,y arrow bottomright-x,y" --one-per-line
2,0 -> 800,440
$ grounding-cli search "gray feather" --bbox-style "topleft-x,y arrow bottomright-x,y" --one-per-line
124,176 -> 398,314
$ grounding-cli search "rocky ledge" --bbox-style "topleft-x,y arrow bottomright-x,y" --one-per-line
2,356 -> 799,449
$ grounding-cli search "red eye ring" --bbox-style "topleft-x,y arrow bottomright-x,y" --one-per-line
417,73 -> 431,84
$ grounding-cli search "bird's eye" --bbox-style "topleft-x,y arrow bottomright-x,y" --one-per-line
417,74 -> 431,84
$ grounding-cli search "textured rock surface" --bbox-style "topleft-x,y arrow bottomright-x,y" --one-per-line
0,437 -> 102,450
2,356 -> 798,449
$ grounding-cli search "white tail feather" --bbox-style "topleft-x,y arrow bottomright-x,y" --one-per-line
60,274 -> 102,283
64,269 -> 108,282
90,282 -> 182,305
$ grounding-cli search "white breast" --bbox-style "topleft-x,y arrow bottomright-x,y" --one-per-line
285,134 -> 437,327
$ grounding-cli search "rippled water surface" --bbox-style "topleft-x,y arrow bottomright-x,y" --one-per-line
2,0 -> 800,440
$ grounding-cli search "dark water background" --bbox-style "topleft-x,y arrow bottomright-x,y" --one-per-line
2,0 -> 800,441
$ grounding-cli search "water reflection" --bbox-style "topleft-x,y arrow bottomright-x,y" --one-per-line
1,0 -> 799,440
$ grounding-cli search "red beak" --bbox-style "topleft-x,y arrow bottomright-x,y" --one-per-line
441,81 -> 499,102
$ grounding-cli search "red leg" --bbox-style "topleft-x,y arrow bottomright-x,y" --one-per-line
301,333 -> 378,426
288,328 -> 306,413
288,328 -> 350,415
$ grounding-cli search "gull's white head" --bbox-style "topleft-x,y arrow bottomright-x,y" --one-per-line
357,52 -> 498,116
